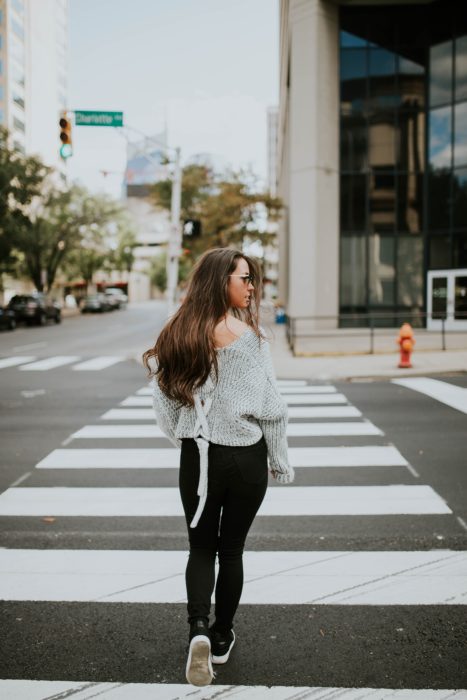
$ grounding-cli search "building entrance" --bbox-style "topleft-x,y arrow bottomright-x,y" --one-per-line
427,269 -> 467,330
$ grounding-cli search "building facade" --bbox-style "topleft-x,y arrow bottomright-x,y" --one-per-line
0,0 -> 69,171
278,0 -> 467,329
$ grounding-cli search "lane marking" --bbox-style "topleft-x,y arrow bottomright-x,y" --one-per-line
70,421 -> 383,440
121,393 -> 349,407
136,383 -> 337,396
0,356 -> 36,369
0,485 -> 451,516
392,377 -> 467,415
72,356 -> 124,371
8,471 -> 31,488
0,549 -> 464,605
1,680 -> 463,698
34,445 -> 408,470
100,406 -> 363,420
19,356 -> 81,371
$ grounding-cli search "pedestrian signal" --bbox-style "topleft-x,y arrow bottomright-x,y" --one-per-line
59,112 -> 73,159
183,219 -> 202,239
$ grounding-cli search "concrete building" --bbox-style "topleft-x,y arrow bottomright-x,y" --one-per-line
278,0 -> 467,333
0,0 -> 68,172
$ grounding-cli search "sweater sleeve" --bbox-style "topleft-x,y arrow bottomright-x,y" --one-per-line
152,376 -> 182,449
253,338 -> 294,484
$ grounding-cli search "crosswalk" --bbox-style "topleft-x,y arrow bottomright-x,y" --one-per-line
0,378 -> 465,697
0,355 -> 125,371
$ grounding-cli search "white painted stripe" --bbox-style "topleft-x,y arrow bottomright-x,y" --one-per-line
71,420 -> 383,440
392,377 -> 467,415
101,406 -> 363,421
19,356 -> 81,371
0,485 -> 450,516
286,420 -> 383,436
35,446 -> 406,470
279,385 -> 337,394
121,393 -> 349,407
0,356 -> 36,369
276,379 -> 307,386
0,549 -> 464,605
1,681 -> 463,700
72,356 -> 124,371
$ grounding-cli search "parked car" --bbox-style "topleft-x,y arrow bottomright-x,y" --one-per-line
80,293 -> 113,313
7,293 -> 61,326
0,305 -> 16,331
104,287 -> 128,309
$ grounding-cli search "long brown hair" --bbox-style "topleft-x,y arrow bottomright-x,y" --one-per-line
142,247 -> 265,407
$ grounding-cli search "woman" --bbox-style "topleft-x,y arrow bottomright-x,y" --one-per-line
142,247 -> 294,687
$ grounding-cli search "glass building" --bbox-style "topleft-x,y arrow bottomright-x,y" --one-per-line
278,0 -> 467,331
340,0 -> 467,325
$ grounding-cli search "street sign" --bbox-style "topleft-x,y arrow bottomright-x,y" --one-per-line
74,111 -> 124,127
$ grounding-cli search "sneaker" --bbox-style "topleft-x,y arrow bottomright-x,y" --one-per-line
185,619 -> 214,687
210,627 -> 236,664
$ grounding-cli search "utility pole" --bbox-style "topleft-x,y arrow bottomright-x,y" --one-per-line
166,146 -> 182,318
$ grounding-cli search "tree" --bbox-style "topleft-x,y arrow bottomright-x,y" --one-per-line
0,127 -> 50,288
151,164 -> 282,260
148,250 -> 192,293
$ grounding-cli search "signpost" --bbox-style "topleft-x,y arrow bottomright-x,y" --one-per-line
74,111 -> 124,127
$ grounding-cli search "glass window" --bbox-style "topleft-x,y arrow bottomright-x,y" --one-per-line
397,237 -> 423,307
368,235 -> 395,305
399,56 -> 424,75
11,18 -> 24,41
369,48 -> 396,77
429,236 -> 451,268
340,31 -> 367,48
397,173 -> 423,233
454,275 -> 467,319
11,62 -> 24,86
453,168 -> 467,228
369,169 -> 396,233
455,36 -> 467,102
428,170 -> 451,231
454,241 -> 467,271
9,34 -> 24,63
340,235 -> 367,307
431,276 -> 448,319
340,113 -> 367,171
368,113 -> 396,168
13,91 -> 24,109
396,102 -> 425,171
341,49 -> 367,83
341,174 -> 366,231
13,116 -> 25,132
429,106 -> 452,169
454,101 -> 467,167
430,40 -> 453,107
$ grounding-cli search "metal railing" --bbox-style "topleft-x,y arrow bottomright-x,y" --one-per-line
285,311 -> 467,356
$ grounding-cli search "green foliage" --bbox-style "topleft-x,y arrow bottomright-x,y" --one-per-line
151,163 -> 282,262
149,251 -> 192,293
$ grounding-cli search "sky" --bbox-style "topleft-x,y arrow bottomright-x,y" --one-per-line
67,0 -> 279,198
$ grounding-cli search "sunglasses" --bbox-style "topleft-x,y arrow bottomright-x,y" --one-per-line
229,274 -> 254,284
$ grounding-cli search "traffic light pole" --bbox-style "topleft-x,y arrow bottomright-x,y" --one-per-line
166,147 -> 182,318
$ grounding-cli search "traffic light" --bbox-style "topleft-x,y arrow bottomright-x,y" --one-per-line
183,219 -> 202,239
59,111 -> 73,159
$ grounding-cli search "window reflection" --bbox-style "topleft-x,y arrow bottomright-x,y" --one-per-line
340,111 -> 367,171
429,236 -> 451,268
341,174 -> 366,231
429,106 -> 452,169
454,102 -> 467,167
369,169 -> 395,233
430,40 -> 453,107
428,170 -> 452,231
340,236 -> 367,307
453,168 -> 467,227
397,173 -> 423,233
368,235 -> 395,305
455,36 -> 467,102
397,237 -> 423,307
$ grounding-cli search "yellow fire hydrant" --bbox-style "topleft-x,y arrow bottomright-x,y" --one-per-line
397,323 -> 415,368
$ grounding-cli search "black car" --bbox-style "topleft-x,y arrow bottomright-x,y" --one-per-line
0,305 -> 16,330
7,294 -> 61,326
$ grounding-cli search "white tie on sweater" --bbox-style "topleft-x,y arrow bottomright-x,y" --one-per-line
190,387 -> 214,528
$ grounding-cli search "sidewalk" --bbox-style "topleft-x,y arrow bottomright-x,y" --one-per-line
268,323 -> 467,381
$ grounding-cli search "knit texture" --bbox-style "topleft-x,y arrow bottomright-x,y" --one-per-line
151,328 -> 294,483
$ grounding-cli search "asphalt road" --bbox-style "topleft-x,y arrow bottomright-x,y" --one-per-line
0,302 -> 466,697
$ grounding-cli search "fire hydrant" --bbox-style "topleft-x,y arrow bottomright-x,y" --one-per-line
397,323 -> 415,368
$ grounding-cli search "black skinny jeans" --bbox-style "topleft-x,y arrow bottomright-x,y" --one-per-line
179,434 -> 268,631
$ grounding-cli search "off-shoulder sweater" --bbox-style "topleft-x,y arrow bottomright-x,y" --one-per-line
151,327 -> 294,527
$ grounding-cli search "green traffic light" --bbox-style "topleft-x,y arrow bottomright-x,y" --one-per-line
60,143 -> 73,159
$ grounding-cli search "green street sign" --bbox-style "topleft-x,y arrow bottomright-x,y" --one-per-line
74,110 -> 124,127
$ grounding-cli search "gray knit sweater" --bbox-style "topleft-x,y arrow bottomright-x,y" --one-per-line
151,328 -> 294,501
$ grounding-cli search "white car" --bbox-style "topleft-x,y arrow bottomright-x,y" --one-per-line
104,288 -> 128,309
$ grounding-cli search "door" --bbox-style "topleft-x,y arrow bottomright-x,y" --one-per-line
427,269 -> 467,330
